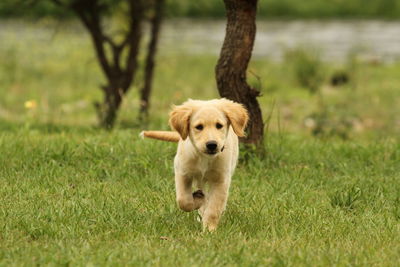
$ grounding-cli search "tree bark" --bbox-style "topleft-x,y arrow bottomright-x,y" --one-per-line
215,0 -> 264,145
138,0 -> 165,122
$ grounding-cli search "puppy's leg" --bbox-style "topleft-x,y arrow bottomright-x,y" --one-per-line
198,194 -> 208,219
194,179 -> 206,217
202,179 -> 230,231
193,190 -> 205,216
175,174 -> 204,212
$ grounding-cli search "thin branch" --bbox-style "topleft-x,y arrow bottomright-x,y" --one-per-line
122,0 -> 144,91
102,35 -> 124,73
72,6 -> 113,81
139,0 -> 165,118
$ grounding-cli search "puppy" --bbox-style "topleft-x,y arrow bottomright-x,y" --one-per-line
141,98 -> 248,231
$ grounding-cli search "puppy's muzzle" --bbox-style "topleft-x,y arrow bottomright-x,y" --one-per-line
206,140 -> 218,154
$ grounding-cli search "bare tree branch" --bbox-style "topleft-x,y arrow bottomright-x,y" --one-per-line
122,0 -> 144,91
70,3 -> 113,82
139,0 -> 165,120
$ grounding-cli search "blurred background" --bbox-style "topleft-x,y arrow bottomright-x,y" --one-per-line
0,0 -> 399,140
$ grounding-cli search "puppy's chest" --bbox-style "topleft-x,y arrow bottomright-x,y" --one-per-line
187,158 -> 221,181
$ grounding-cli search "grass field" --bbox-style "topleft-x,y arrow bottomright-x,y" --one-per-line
1,21 -> 400,265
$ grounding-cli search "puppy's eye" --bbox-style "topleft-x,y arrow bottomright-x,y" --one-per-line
216,123 -> 223,129
195,124 -> 203,130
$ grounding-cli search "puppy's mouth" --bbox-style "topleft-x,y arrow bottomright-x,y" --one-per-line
205,150 -> 218,155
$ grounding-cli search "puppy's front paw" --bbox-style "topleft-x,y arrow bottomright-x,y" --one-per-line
192,190 -> 205,210
202,213 -> 220,232
203,222 -> 217,232
192,190 -> 204,199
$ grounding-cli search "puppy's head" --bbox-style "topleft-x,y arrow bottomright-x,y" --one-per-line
169,99 -> 248,156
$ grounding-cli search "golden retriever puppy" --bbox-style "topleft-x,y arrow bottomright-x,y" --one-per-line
141,98 -> 248,231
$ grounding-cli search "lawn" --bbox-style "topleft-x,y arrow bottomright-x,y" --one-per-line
0,20 -> 400,266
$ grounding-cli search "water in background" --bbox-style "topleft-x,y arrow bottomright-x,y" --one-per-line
1,19 -> 400,63
163,19 -> 400,63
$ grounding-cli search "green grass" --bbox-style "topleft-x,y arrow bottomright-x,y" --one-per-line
1,129 -> 399,265
1,21 -> 400,265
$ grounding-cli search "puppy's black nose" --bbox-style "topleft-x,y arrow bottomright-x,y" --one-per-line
206,141 -> 218,151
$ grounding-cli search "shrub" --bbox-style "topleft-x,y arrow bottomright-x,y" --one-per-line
284,47 -> 325,94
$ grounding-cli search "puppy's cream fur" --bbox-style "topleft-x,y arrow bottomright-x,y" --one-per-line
143,98 -> 248,231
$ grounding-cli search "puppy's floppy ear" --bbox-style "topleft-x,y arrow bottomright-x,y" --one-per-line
169,104 -> 192,140
219,98 -> 249,137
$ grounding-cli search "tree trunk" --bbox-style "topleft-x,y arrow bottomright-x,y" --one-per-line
215,0 -> 264,146
96,85 -> 123,128
138,0 -> 165,122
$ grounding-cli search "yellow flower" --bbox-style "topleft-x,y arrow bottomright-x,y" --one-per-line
24,100 -> 37,109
